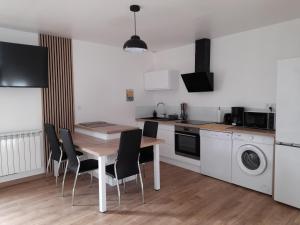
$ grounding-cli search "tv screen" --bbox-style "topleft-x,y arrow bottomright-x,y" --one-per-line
0,41 -> 48,87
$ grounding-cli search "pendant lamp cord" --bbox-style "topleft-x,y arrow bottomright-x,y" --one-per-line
134,12 -> 137,35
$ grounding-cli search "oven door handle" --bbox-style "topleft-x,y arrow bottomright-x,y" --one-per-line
175,132 -> 198,138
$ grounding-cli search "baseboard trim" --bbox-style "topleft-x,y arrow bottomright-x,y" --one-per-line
160,156 -> 201,173
0,173 -> 45,189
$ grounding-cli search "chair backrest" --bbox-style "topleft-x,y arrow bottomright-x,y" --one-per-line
143,121 -> 158,138
44,123 -> 61,161
60,128 -> 79,172
116,129 -> 142,179
139,121 -> 158,163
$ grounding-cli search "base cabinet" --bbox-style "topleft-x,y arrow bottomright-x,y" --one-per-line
138,122 -> 175,158
137,121 -> 175,158
159,143 -> 174,158
157,125 -> 174,158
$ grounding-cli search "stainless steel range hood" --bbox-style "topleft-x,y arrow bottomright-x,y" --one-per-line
181,39 -> 214,92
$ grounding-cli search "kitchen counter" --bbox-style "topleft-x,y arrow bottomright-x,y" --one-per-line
199,124 -> 275,137
225,126 -> 275,137
198,123 -> 233,133
136,118 -> 203,129
136,118 -> 181,125
136,118 -> 275,137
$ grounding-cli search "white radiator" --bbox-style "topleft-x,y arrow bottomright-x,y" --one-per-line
0,130 -> 43,177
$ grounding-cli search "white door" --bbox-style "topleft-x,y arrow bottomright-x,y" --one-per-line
274,144 -> 300,208
276,58 -> 300,144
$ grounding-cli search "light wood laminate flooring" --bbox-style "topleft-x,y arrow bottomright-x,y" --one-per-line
0,163 -> 299,225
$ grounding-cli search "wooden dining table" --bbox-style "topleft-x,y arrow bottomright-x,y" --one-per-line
71,132 -> 164,213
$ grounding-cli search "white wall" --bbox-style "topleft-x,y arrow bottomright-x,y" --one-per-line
152,19 -> 300,109
0,27 -> 42,133
0,27 -> 44,182
72,40 -> 154,126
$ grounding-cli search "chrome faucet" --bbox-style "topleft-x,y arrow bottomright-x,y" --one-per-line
156,102 -> 166,118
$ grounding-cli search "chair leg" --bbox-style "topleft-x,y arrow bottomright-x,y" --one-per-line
62,160 -> 68,197
139,172 -> 145,204
56,159 -> 62,186
46,151 -> 52,175
136,175 -> 139,191
116,179 -> 121,207
123,179 -> 126,193
89,172 -> 93,187
72,172 -> 79,206
143,164 -> 146,178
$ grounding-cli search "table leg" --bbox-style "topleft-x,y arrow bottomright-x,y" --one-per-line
153,144 -> 160,190
98,156 -> 106,212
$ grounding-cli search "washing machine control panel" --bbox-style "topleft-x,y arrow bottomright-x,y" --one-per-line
233,133 -> 274,145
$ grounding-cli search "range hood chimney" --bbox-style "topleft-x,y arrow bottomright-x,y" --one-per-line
181,38 -> 214,92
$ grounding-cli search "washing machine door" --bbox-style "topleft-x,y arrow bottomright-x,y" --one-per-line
237,144 -> 267,175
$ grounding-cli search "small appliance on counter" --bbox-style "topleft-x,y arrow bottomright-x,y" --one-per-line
223,113 -> 232,125
244,112 -> 275,130
168,114 -> 179,120
180,103 -> 188,121
152,110 -> 157,118
180,103 -> 188,120
231,107 -> 244,126
217,106 -> 222,123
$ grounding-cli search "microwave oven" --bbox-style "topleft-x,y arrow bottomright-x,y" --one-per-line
243,112 -> 275,130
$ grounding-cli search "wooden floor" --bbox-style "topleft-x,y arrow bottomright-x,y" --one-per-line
1,162 -> 300,225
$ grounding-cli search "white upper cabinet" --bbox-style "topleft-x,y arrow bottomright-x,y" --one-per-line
144,70 -> 179,91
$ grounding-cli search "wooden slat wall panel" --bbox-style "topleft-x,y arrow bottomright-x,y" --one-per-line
39,34 -> 74,173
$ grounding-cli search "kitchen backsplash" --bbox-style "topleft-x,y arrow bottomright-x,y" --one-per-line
135,105 -> 275,122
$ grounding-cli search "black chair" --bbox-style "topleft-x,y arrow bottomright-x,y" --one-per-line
44,123 -> 83,186
106,129 -> 143,206
139,121 -> 158,176
60,128 -> 98,206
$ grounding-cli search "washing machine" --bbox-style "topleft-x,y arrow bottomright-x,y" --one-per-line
232,132 -> 274,195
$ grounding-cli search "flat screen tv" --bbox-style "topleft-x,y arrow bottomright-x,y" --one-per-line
0,41 -> 48,87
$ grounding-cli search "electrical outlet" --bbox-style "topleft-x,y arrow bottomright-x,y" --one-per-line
265,103 -> 276,112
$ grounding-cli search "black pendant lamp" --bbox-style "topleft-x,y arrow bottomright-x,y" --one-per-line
123,5 -> 148,53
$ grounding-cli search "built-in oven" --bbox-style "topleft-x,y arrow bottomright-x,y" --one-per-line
175,125 -> 200,160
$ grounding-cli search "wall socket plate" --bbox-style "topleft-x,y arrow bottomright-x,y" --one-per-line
265,103 -> 276,112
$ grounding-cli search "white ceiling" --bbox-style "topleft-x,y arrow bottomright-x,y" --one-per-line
0,0 -> 300,51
